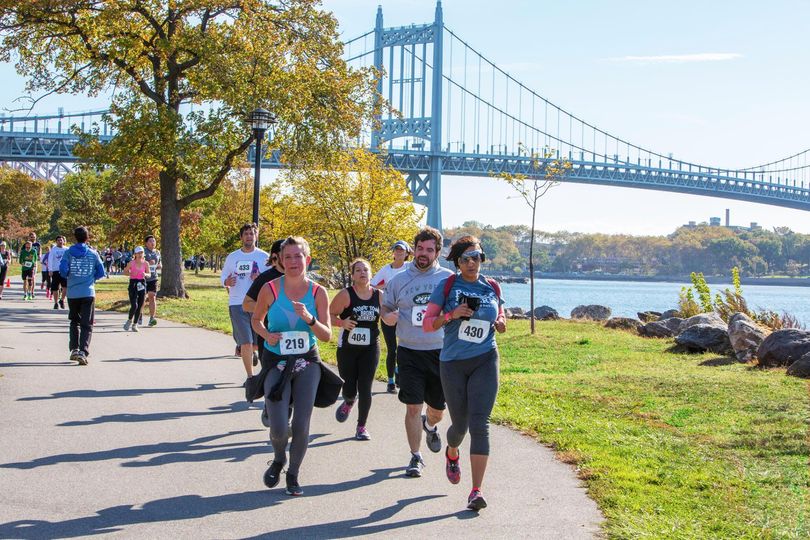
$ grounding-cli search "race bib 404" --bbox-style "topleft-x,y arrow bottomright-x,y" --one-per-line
347,327 -> 371,346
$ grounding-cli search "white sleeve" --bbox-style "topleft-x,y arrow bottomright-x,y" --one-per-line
220,254 -> 234,285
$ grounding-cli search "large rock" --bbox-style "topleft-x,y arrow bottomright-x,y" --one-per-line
675,324 -> 733,354
786,352 -> 810,378
507,306 -> 525,316
678,312 -> 726,333
640,317 -> 683,338
605,317 -> 643,332
570,305 -> 611,321
532,306 -> 560,320
637,311 -> 662,323
661,309 -> 681,319
757,329 -> 810,367
727,313 -> 768,362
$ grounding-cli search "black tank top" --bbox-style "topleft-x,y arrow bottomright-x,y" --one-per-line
339,286 -> 381,348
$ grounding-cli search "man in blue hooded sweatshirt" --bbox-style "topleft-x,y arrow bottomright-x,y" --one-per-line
60,226 -> 106,365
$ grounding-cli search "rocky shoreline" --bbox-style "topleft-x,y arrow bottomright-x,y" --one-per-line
503,304 -> 810,378
491,274 -> 810,287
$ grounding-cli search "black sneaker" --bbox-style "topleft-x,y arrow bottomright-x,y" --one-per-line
59,299 -> 65,309
244,375 -> 259,402
405,454 -> 425,477
422,414 -> 441,453
386,382 -> 397,394
263,460 -> 285,489
467,489 -> 487,511
252,352 -> 259,367
335,400 -> 354,423
69,349 -> 81,363
285,472 -> 303,496
53,302 -> 58,310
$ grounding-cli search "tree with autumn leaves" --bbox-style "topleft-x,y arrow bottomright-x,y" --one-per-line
0,0 -> 374,297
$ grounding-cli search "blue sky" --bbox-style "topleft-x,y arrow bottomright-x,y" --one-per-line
1,0 -> 809,235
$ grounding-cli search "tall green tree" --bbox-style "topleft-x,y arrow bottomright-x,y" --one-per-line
0,0 -> 373,296
0,167 -> 50,245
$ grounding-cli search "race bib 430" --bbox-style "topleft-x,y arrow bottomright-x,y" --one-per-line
458,319 -> 489,344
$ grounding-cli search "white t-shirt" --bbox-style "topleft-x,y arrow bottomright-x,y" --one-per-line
220,248 -> 269,306
370,262 -> 409,289
48,246 -> 67,273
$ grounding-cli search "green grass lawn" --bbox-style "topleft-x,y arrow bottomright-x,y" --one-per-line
95,271 -> 810,539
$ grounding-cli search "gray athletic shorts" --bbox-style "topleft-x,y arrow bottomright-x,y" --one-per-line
229,304 -> 254,346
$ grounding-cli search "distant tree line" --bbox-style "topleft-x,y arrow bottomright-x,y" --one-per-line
444,221 -> 810,277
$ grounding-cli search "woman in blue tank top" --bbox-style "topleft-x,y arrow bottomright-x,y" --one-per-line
251,236 -> 331,496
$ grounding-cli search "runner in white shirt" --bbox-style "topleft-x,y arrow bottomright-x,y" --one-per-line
221,223 -> 268,383
370,240 -> 411,393
48,235 -> 68,309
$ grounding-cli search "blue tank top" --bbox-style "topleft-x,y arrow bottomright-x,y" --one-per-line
264,277 -> 319,355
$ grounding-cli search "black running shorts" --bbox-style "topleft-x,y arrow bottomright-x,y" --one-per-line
146,280 -> 157,293
396,346 -> 445,410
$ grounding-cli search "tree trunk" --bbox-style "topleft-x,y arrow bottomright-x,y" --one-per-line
158,169 -> 187,298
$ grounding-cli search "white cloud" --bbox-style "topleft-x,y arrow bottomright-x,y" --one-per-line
610,53 -> 743,64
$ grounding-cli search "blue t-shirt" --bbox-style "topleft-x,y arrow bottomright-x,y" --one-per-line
429,274 -> 501,361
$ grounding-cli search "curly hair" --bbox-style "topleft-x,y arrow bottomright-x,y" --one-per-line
446,235 -> 482,268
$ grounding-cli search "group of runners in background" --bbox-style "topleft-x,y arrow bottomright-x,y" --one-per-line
7,222 -> 505,511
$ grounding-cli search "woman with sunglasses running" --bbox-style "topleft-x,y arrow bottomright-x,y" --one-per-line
423,235 -> 506,511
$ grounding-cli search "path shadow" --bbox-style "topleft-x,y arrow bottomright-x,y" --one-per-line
57,401 -> 252,427
0,490 -> 274,539
104,356 -> 228,363
243,495 -> 474,539
0,361 -> 75,368
18,383 -> 231,401
0,429 -> 265,470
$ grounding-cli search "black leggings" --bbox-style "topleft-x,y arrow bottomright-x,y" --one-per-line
127,279 -> 146,322
381,322 -> 397,379
336,342 -> 380,426
440,349 -> 499,456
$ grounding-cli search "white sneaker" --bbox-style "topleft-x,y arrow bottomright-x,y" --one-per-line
131,324 -> 139,332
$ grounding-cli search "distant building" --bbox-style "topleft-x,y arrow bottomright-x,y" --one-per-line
709,217 -> 721,226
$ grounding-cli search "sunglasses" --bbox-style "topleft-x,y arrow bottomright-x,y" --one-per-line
460,250 -> 483,263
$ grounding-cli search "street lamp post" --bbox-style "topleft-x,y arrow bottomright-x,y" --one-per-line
249,107 -> 276,227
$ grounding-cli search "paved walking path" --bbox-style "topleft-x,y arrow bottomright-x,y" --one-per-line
0,280 -> 603,539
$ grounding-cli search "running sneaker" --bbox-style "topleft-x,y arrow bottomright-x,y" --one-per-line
445,447 -> 461,484
138,316 -> 143,326
76,351 -> 88,366
59,299 -> 65,309
123,320 -> 132,331
263,460 -> 285,489
252,351 -> 259,367
285,472 -> 303,496
53,301 -> 58,310
335,400 -> 354,423
131,323 -> 139,333
467,489 -> 487,511
69,349 -> 81,363
148,318 -> 157,327
355,426 -> 371,441
235,345 -> 241,357
422,414 -> 442,453
386,382 -> 397,394
405,454 -> 425,477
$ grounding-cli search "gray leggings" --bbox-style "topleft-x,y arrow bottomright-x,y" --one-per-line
264,361 -> 321,475
440,349 -> 499,456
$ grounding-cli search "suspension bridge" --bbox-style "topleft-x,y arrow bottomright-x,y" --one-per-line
1,1 -> 809,231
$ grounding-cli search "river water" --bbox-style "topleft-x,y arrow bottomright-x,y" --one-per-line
498,279 -> 810,326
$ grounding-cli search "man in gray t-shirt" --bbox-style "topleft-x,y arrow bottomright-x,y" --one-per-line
143,235 -> 161,327
381,227 -> 452,478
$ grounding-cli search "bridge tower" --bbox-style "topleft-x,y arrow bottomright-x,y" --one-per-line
371,2 -> 444,230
